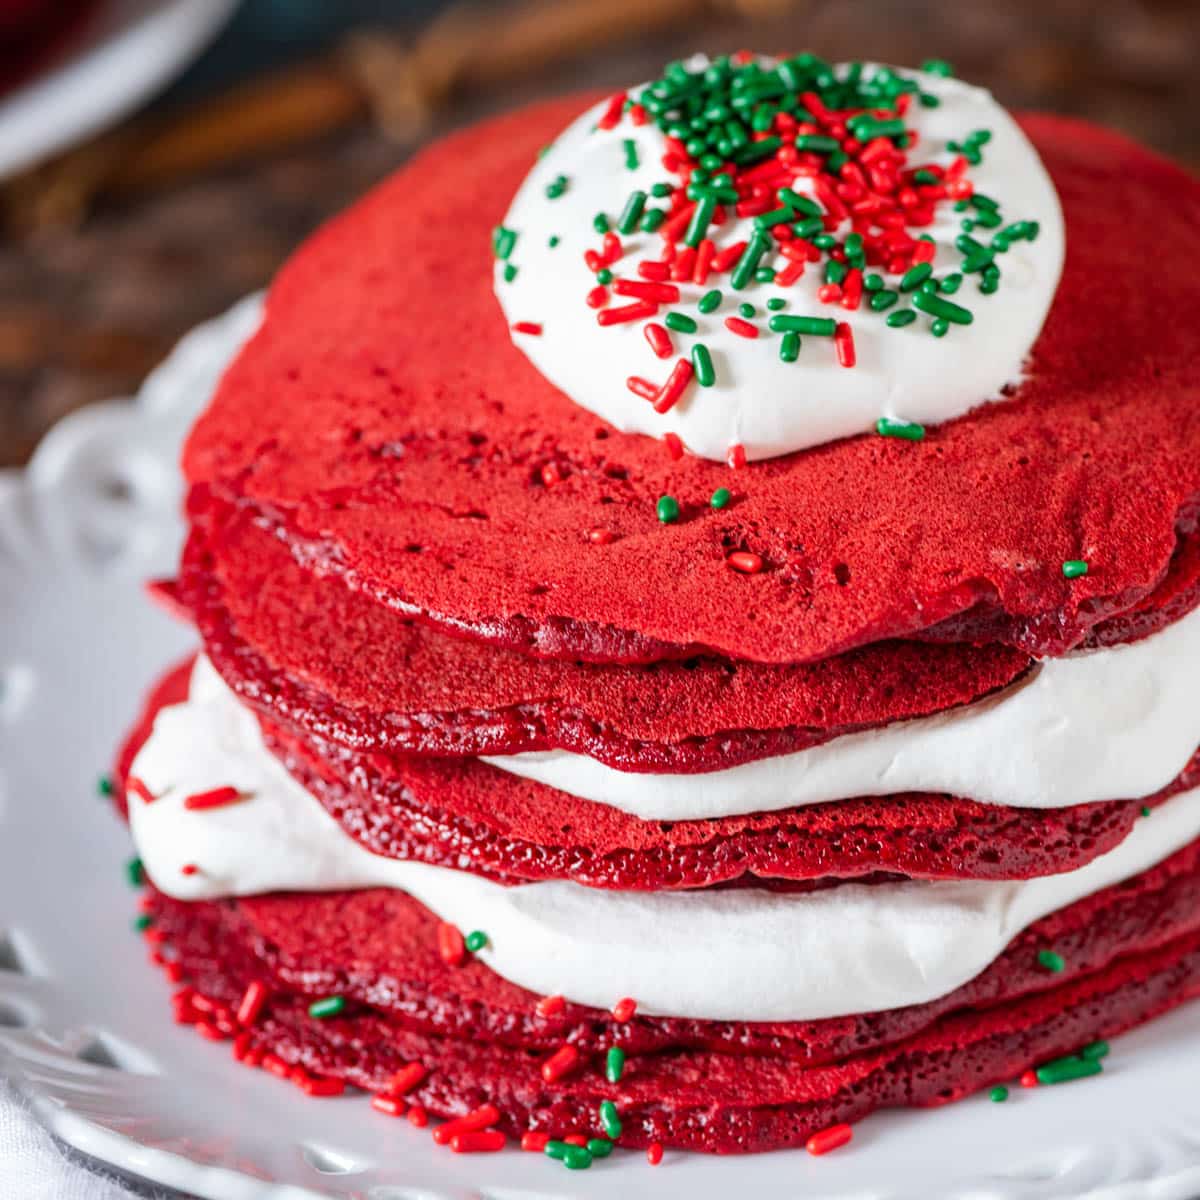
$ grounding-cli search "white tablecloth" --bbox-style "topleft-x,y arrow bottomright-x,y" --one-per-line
0,1081 -> 165,1199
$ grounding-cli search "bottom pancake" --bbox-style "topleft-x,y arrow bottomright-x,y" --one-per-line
141,878 -> 1200,1154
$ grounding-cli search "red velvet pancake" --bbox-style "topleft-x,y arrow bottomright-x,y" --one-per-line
182,493 -> 1034,771
119,661 -> 1197,890
182,98 -> 1200,667
142,863 -> 1200,1153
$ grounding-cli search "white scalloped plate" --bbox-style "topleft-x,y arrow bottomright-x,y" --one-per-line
3,297 -> 1200,1199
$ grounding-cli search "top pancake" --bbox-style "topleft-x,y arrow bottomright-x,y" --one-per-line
183,96 -> 1200,666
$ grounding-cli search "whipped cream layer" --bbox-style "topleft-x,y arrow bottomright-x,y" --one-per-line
485,600 -> 1200,820
129,657 -> 1200,1022
495,61 -> 1065,462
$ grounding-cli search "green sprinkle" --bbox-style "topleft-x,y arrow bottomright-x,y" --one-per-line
692,343 -> 715,387
503,262 -> 518,283
794,134 -> 840,153
657,495 -> 680,524
596,267 -> 613,285
792,216 -> 824,240
886,309 -> 917,328
684,194 -> 717,247
766,297 -> 786,311
640,208 -> 667,233
931,317 -> 950,338
464,930 -> 488,953
592,212 -> 610,234
133,913 -> 153,932
599,1099 -> 623,1139
588,1137 -> 614,1158
548,235 -> 560,248
1141,805 -> 1152,818
738,302 -> 755,318
876,417 -> 925,440
869,289 -> 899,312
651,182 -> 674,198
940,272 -> 963,294
698,288 -> 722,314
900,262 -> 932,292
623,138 -> 639,170
97,775 -> 113,797
921,58 -> 955,77
1036,1056 -> 1103,1086
308,995 -> 347,1020
777,188 -> 822,217
1081,1040 -> 1110,1061
493,226 -> 517,260
545,174 -> 568,199
606,1045 -> 626,1083
618,191 -> 647,235
562,1145 -> 592,1170
768,314 -> 836,336
731,233 -> 770,290
912,291 -> 974,325
710,486 -> 732,510
779,331 -> 801,363
1037,949 -> 1066,974
665,311 -> 697,334
1062,559 -> 1089,579
753,207 -> 794,231
864,272 -> 883,292
989,1086 -> 1009,1103
544,1140 -> 570,1161
754,266 -> 775,283
125,857 -> 144,888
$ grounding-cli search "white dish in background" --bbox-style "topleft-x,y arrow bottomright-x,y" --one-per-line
0,0 -> 239,179
2,297 -> 1200,1197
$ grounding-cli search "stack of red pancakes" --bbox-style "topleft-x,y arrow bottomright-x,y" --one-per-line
115,85 -> 1200,1157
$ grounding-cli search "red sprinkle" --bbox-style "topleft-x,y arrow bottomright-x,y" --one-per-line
644,322 -> 673,359
626,375 -> 659,401
389,1062 -> 428,1094
807,1123 -> 853,1156
728,551 -> 764,574
587,528 -> 616,545
664,432 -> 684,460
585,285 -> 609,309
911,238 -> 936,264
726,443 -> 747,470
183,786 -> 242,811
433,1104 -> 501,1146
195,1020 -> 226,1041
437,922 -> 466,967
371,1094 -> 407,1117
180,863 -> 198,876
611,997 -> 638,1023
712,240 -> 748,271
125,777 -> 157,805
647,1142 -> 664,1166
564,1133 -> 590,1148
450,1131 -> 506,1153
637,259 -> 671,281
408,1105 -> 429,1128
598,299 -> 658,327
521,1130 -> 551,1152
602,232 -> 623,263
541,1044 -> 581,1083
511,321 -> 543,336
263,1054 -> 291,1079
596,91 -> 626,131
298,1076 -> 345,1098
724,316 -> 758,339
614,279 -> 679,303
1020,1070 -> 1039,1088
236,981 -> 269,1027
653,358 -> 694,414
693,238 -> 715,285
835,321 -> 857,368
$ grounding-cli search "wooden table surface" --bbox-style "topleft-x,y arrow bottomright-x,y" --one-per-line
1,0 -> 1196,468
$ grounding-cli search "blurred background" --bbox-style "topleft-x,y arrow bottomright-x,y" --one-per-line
0,0 -> 1196,469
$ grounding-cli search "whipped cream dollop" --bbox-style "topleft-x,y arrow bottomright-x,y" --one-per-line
495,60 -> 1065,462
485,601 -> 1200,820
129,657 -> 1200,1021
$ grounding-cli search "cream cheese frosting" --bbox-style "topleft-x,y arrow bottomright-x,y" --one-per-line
494,60 -> 1065,462
484,601 -> 1200,819
128,657 -> 1200,1022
